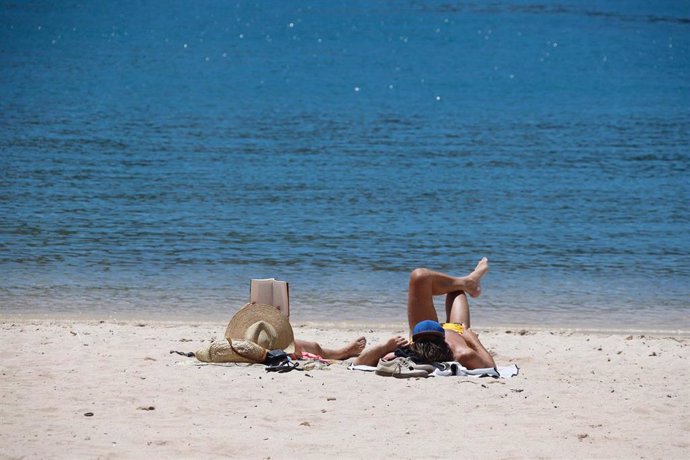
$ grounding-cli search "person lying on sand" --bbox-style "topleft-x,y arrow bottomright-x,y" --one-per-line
299,259 -> 496,370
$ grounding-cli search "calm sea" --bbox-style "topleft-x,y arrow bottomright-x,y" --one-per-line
1,1 -> 689,330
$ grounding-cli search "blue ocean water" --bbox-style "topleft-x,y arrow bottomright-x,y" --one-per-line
1,1 -> 689,330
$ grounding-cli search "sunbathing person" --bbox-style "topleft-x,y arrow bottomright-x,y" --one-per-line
352,258 -> 496,369
403,258 -> 495,369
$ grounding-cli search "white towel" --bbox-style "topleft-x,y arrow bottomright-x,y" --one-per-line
347,363 -> 378,372
432,362 -> 519,378
347,361 -> 519,378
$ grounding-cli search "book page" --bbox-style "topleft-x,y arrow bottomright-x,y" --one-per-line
272,281 -> 289,317
250,278 -> 275,306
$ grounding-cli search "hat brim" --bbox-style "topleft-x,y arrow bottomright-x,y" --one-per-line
412,331 -> 446,341
196,339 -> 268,363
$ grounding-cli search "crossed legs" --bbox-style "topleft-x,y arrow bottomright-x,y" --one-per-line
407,258 -> 488,331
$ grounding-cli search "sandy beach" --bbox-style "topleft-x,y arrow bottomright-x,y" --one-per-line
1,317 -> 688,460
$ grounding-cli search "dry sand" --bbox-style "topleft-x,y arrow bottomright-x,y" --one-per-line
0,318 -> 688,459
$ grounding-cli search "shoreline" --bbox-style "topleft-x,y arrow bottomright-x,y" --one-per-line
2,314 -> 689,338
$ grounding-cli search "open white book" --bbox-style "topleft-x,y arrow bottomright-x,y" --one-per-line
250,278 -> 289,318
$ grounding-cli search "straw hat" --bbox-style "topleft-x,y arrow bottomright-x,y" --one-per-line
224,303 -> 295,353
195,339 -> 268,363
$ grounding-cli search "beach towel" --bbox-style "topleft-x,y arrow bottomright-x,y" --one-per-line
431,362 -> 519,378
348,362 -> 519,378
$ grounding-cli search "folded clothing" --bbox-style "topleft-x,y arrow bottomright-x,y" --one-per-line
299,352 -> 331,364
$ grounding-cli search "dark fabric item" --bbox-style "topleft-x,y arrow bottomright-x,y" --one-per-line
265,349 -> 289,366
394,346 -> 424,364
170,350 -> 195,358
265,359 -> 302,373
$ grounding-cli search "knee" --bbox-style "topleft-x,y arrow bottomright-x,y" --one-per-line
409,268 -> 431,286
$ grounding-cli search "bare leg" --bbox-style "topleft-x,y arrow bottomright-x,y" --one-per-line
407,258 -> 488,330
445,290 -> 470,327
294,337 -> 366,360
353,336 -> 408,367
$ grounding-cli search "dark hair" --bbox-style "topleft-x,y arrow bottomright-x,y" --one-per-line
411,337 -> 453,364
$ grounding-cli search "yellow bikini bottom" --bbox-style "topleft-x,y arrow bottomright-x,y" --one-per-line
441,323 -> 464,334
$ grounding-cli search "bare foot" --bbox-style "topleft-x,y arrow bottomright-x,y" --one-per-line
333,336 -> 367,360
465,257 -> 489,298
353,336 -> 408,367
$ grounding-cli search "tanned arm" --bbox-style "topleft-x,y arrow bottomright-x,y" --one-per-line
462,328 -> 496,369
